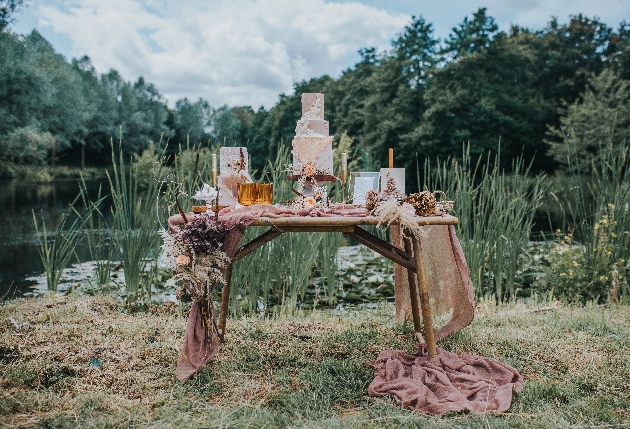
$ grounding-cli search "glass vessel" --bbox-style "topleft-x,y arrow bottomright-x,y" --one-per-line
237,183 -> 257,206
255,183 -> 274,204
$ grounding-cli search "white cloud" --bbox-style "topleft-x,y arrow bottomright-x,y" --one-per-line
32,0 -> 409,108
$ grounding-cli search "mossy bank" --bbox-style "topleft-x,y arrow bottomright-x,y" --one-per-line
1,295 -> 629,428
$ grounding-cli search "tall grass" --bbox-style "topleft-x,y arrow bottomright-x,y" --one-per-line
543,142 -> 630,301
230,144 -> 342,315
75,177 -> 113,289
167,137 -> 219,213
32,199 -> 99,292
422,146 -> 548,301
108,137 -> 167,305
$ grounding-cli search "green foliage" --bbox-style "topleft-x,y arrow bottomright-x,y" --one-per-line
415,31 -> 556,169
547,69 -> 630,172
3,12 -> 630,178
108,136 -> 166,305
424,146 -> 548,300
540,143 -> 630,302
32,199 -> 98,292
171,98 -> 212,149
442,7 -> 499,59
0,0 -> 24,30
0,126 -> 54,164
392,15 -> 438,85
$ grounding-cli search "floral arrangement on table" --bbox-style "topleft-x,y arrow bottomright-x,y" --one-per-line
284,161 -> 330,209
360,174 -> 455,236
160,213 -> 230,317
192,184 -> 218,212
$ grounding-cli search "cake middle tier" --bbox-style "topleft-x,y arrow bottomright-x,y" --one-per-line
302,119 -> 329,136
292,136 -> 334,174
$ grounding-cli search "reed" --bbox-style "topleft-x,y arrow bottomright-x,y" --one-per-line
229,144 -> 343,315
107,136 -> 167,305
32,200 -> 98,293
75,177 -> 113,289
171,137 -> 218,212
544,141 -> 630,301
423,145 -> 548,300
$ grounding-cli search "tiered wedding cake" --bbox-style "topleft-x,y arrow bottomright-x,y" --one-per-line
291,93 -> 334,175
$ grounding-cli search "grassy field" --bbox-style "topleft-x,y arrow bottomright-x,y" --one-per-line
1,295 -> 629,428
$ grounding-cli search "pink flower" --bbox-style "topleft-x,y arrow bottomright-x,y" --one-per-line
302,163 -> 317,177
176,255 -> 190,266
304,197 -> 317,207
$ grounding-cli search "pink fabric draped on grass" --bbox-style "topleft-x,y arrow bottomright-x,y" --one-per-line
167,204 -> 522,416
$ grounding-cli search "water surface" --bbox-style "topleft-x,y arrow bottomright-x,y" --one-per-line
0,178 -> 109,299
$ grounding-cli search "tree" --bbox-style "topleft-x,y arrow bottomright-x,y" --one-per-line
0,0 -> 24,30
540,15 -> 613,107
101,73 -> 170,157
24,31 -> 91,165
0,126 -> 54,164
68,56 -> 122,166
414,31 -> 555,169
443,8 -> 499,60
392,15 -> 438,86
211,105 -> 242,147
547,69 -> 630,172
171,97 -> 211,149
0,30 -> 41,136
608,22 -> 630,80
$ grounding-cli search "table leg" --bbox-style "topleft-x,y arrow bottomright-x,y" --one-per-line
403,237 -> 424,343
412,235 -> 438,358
218,264 -> 233,342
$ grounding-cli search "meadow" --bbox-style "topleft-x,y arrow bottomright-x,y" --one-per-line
0,139 -> 627,427
1,295 -> 629,428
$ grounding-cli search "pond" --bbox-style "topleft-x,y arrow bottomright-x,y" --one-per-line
0,178 -> 395,307
0,178 -> 109,299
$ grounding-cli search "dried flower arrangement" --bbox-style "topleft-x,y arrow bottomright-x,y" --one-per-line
161,214 -> 230,303
380,173 -> 406,201
365,186 -> 454,220
284,161 -> 330,209
404,191 -> 437,217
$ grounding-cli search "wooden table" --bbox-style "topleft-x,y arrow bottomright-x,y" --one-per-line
218,215 -> 459,358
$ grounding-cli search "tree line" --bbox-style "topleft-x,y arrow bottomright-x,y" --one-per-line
2,6 -> 630,180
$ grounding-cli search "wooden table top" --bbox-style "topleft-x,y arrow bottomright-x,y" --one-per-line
247,214 -> 458,227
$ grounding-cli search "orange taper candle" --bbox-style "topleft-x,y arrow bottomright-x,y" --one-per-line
388,148 -> 394,168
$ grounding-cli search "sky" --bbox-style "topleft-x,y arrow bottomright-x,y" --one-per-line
9,0 -> 630,110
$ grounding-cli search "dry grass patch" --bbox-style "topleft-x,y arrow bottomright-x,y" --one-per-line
1,295 -> 630,428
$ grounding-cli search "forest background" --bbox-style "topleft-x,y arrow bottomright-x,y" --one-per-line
2,1 -> 630,185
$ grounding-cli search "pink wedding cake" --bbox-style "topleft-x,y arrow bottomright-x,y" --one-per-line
291,93 -> 334,176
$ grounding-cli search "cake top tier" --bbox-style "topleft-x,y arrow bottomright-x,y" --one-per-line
301,93 -> 325,120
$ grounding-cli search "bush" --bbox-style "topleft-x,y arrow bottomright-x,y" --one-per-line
0,126 -> 54,165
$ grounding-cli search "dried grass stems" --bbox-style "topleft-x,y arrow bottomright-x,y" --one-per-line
2,294 -> 630,428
